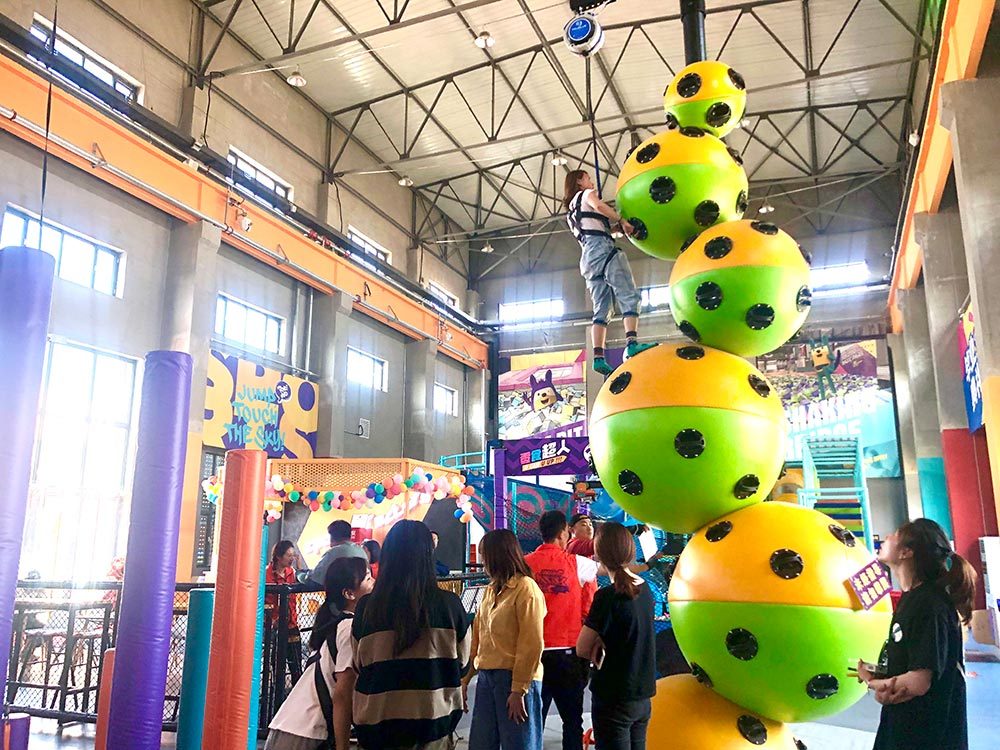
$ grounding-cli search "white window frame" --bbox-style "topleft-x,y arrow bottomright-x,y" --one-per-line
32,339 -> 139,490
347,347 -> 389,392
428,280 -> 459,308
498,298 -> 565,323
214,293 -> 286,356
226,146 -> 295,203
434,382 -> 459,417
1,205 -> 126,297
640,284 -> 671,310
30,15 -> 144,104
811,261 -> 870,290
347,226 -> 392,265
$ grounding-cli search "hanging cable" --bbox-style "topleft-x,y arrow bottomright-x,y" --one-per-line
584,57 -> 602,195
39,0 -> 60,227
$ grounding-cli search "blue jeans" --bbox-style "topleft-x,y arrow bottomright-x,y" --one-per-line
579,235 -> 641,325
469,670 -> 543,750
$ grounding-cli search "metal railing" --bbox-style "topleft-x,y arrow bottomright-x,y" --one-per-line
5,574 -> 488,734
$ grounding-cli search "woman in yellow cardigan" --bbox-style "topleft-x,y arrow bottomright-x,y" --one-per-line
464,529 -> 547,750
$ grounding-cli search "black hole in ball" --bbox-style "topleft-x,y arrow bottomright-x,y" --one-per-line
706,102 -> 732,128
794,740 -> 808,750
734,474 -> 761,500
676,345 -> 705,360
677,72 -> 702,98
679,234 -> 699,254
726,146 -> 744,166
609,371 -> 632,394
737,715 -> 768,746
748,374 -> 771,397
696,281 -> 723,311
797,286 -> 813,311
728,68 -> 747,90
636,143 -> 660,164
726,628 -> 759,661
665,112 -> 679,129
691,663 -> 713,688
705,520 -> 732,542
587,449 -> 598,476
751,220 -> 779,235
746,303 -> 775,330
806,674 -> 839,700
695,200 -> 720,227
829,524 -> 857,548
649,176 -> 677,204
736,190 -> 749,214
679,320 -> 701,342
618,469 -> 643,496
770,548 -> 805,579
704,236 -> 733,259
674,428 -> 705,459
630,217 -> 648,241
680,126 -> 707,138
799,244 -> 813,265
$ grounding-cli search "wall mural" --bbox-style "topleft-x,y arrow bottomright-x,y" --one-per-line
498,349 -> 587,439
203,350 -> 318,459
757,339 -> 900,477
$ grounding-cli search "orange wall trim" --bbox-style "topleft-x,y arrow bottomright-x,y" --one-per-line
888,0 -> 996,332
0,56 -> 488,368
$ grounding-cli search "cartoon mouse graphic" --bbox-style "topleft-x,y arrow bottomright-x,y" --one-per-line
529,370 -> 562,411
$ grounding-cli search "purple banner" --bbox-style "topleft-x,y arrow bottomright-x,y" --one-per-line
503,436 -> 591,477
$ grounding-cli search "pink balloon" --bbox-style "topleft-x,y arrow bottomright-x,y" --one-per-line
393,473 -> 404,484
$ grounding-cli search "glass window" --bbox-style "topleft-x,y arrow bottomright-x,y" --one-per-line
498,298 -> 565,323
225,147 -> 294,206
640,284 -> 671,309
30,18 -> 141,103
33,341 -> 137,491
434,383 -> 459,417
347,348 -> 388,392
214,294 -> 285,356
811,261 -> 870,290
1,207 -> 124,296
428,281 -> 459,308
347,226 -> 392,265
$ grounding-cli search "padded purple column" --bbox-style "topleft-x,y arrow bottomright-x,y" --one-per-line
0,247 -> 54,702
107,351 -> 192,749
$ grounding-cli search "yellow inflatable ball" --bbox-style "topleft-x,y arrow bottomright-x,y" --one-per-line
663,61 -> 747,138
669,220 -> 812,357
669,502 -> 892,722
588,343 -> 785,534
648,674 -> 802,749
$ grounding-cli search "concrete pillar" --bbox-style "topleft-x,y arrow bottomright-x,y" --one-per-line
465,366 -> 489,456
886,333 -> 923,520
406,245 -> 422,284
916,208 -> 998,614
403,339 -> 438,462
898,288 -> 952,534
160,220 -> 222,581
465,288 -> 482,320
316,182 -> 335,227
941,77 -> 1000,527
311,291 -> 355,457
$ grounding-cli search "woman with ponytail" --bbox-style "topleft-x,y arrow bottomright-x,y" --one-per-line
576,523 -> 656,750
859,518 -> 977,750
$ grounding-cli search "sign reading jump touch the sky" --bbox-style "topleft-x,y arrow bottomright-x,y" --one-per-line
204,350 -> 318,458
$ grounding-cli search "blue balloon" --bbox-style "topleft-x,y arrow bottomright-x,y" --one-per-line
374,495 -> 384,504
426,473 -> 433,481
454,509 -> 464,519
308,490 -> 319,500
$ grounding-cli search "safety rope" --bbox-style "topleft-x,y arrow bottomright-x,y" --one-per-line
584,57 -> 602,196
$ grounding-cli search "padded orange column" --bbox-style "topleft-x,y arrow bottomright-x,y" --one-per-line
93,648 -> 115,750
201,450 -> 266,750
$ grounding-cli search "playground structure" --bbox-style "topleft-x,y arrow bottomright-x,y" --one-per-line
798,437 -> 875,550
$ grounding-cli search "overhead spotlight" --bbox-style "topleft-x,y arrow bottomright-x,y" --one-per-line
741,117 -> 753,129
286,68 -> 307,88
481,242 -> 494,254
474,30 -> 495,49
398,176 -> 414,187
908,130 -> 920,147
551,155 -> 568,167
758,200 -> 774,215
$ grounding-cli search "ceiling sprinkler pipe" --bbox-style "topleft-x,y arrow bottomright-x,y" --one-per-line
680,0 -> 707,65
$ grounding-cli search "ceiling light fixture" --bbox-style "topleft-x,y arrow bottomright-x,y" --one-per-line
474,30 -> 495,49
551,155 -> 568,167
398,176 -> 414,187
286,68 -> 307,88
741,117 -> 753,129
908,130 -> 920,147
481,242 -> 494,254
758,200 -> 774,215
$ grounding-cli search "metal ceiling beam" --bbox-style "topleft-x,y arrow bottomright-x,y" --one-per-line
208,0 -> 507,77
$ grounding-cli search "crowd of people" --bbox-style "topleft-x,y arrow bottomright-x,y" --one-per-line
259,512 -> 974,750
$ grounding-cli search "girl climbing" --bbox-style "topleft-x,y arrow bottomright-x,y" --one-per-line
564,170 -> 655,375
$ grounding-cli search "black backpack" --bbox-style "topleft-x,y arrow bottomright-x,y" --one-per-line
307,611 -> 353,749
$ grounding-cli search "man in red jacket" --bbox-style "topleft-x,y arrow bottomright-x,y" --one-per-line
525,511 -> 599,750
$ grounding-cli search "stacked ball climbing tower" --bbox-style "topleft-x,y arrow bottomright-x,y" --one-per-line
589,61 -> 892,747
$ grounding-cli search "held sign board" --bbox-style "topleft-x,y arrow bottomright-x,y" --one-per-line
958,306 -> 984,432
204,350 -> 318,458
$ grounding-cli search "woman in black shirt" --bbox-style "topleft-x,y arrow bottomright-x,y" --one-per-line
576,523 -> 656,750
859,518 -> 976,750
